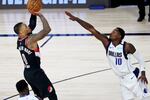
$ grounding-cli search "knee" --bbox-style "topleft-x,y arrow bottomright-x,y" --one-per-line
48,92 -> 58,100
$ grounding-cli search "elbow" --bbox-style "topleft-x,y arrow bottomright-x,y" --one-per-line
47,27 -> 51,33
44,27 -> 51,34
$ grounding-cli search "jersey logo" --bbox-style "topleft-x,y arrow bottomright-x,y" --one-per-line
109,51 -> 122,57
131,76 -> 134,79
48,85 -> 53,93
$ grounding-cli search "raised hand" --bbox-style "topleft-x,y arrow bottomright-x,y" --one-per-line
65,11 -> 77,21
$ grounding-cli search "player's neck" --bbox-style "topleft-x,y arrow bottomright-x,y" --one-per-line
19,91 -> 29,97
112,40 -> 121,47
19,34 -> 28,40
19,32 -> 29,39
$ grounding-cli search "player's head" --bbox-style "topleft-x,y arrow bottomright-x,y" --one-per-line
110,27 -> 125,41
16,79 -> 29,95
14,22 -> 30,36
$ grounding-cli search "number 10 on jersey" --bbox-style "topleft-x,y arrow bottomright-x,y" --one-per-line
116,58 -> 122,65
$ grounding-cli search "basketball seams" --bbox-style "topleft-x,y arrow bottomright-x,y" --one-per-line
27,0 -> 42,12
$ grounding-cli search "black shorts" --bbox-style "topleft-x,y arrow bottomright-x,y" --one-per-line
24,68 -> 56,98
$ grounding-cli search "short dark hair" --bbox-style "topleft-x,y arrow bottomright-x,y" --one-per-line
116,27 -> 125,39
14,22 -> 23,34
16,79 -> 28,93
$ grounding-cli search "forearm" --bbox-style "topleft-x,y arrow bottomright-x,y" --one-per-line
29,14 -> 51,42
28,14 -> 37,31
39,14 -> 51,35
65,11 -> 109,48
133,51 -> 146,77
75,17 -> 94,31
75,17 -> 103,39
133,50 -> 146,71
75,17 -> 109,48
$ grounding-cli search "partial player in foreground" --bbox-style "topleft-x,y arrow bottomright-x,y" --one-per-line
65,11 -> 150,100
16,79 -> 40,100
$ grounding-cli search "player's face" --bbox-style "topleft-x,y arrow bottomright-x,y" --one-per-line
20,23 -> 30,36
110,29 -> 121,41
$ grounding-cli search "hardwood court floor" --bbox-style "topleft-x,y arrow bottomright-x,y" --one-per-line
0,6 -> 150,100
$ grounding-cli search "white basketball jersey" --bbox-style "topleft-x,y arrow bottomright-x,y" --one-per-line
106,41 -> 135,77
18,94 -> 38,100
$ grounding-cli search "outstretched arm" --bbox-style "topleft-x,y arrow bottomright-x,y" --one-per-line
28,14 -> 37,31
126,43 -> 148,84
65,11 -> 110,49
29,13 -> 51,43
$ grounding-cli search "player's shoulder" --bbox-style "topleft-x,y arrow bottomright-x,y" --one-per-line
18,94 -> 39,100
26,34 -> 36,44
124,42 -> 135,48
124,41 -> 136,54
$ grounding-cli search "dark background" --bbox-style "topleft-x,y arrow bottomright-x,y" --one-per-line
0,0 -> 147,9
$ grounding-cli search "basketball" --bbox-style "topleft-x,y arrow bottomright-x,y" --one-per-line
27,0 -> 42,13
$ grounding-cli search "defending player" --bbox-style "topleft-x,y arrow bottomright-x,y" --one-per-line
65,11 -> 150,100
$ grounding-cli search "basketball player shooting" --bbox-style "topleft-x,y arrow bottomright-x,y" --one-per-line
13,12 -> 58,100
65,11 -> 150,100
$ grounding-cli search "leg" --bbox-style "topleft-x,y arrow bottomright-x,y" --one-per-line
47,88 -> 58,100
44,79 -> 58,100
32,69 -> 58,100
147,0 -> 150,21
142,96 -> 150,100
137,0 -> 145,21
121,85 -> 135,100
133,79 -> 150,100
24,70 -> 43,99
29,82 -> 42,99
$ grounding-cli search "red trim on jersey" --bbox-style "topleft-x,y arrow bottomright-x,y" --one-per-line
18,36 -> 28,41
34,47 -> 40,52
23,37 -> 40,52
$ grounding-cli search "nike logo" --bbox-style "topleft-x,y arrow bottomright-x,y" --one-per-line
131,76 -> 134,79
